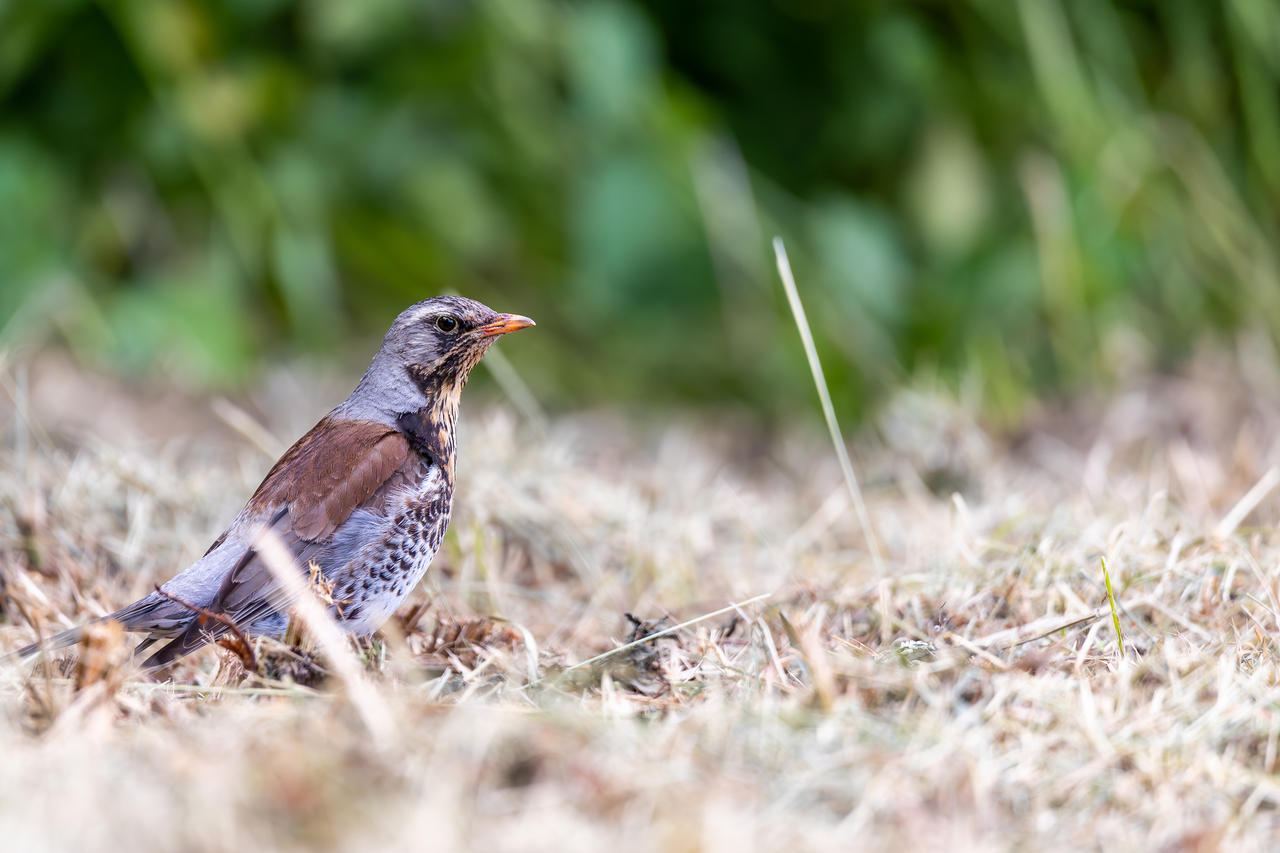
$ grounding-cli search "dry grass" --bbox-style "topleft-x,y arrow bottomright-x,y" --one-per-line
3,351 -> 1280,851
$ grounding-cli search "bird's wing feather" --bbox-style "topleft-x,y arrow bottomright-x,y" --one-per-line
249,416 -> 411,541
142,418 -> 411,667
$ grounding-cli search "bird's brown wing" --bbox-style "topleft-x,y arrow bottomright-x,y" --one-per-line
143,417 -> 411,667
249,416 -> 412,540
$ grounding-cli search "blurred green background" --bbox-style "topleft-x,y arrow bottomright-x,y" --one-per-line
1,0 -> 1277,422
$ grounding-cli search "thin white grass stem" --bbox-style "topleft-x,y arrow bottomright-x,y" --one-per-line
255,527 -> 394,748
940,631 -> 1010,670
772,237 -> 885,574
1215,466 -> 1280,539
565,592 -> 772,673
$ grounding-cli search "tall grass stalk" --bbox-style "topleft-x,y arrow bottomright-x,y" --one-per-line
772,237 -> 885,574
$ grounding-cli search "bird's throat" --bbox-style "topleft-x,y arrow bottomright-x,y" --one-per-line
400,362 -> 466,477
396,405 -> 456,478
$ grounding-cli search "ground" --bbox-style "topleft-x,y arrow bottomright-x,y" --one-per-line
2,351 -> 1279,851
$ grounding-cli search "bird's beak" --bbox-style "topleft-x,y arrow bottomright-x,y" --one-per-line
477,314 -> 536,337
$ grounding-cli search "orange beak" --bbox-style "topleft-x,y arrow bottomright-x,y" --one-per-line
477,313 -> 536,337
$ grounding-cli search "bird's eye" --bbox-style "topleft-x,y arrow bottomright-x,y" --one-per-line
435,315 -> 459,333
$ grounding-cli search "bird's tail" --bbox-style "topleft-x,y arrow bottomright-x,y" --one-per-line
5,621 -> 96,664
5,592 -> 198,668
5,620 -> 182,670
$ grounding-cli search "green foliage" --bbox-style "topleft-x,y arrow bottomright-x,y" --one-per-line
0,0 -> 1277,417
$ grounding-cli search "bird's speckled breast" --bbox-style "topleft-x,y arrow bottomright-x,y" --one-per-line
331,462 -> 453,634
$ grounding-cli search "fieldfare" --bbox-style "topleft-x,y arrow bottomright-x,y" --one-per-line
14,296 -> 533,668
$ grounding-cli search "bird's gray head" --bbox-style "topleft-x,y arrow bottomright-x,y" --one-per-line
341,295 -> 534,424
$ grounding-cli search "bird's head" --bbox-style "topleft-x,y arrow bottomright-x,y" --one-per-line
387,295 -> 534,377
346,295 -> 534,422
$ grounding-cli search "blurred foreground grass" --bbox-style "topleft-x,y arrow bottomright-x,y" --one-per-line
5,350 -> 1280,848
2,1 -> 1279,421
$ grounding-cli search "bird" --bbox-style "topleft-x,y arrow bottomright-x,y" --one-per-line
13,295 -> 533,669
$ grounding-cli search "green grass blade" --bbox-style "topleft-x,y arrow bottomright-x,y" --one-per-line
1101,556 -> 1125,658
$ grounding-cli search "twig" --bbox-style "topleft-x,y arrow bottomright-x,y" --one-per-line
969,609 -> 1107,652
772,237 -> 886,574
565,592 -> 773,673
153,586 -> 257,672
